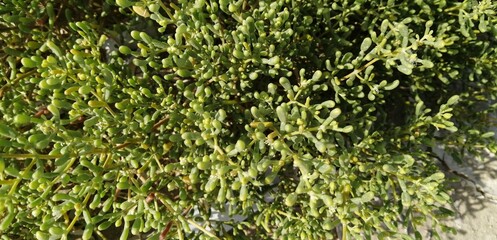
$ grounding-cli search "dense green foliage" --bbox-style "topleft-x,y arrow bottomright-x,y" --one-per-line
1,0 -> 497,239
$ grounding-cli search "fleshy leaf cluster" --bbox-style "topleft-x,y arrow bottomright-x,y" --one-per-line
1,0 -> 497,239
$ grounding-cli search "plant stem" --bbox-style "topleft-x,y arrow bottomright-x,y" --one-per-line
0,153 -> 62,159
0,148 -> 112,160
339,58 -> 380,82
8,158 -> 37,195
0,180 -> 17,185
152,115 -> 170,131
65,191 -> 93,235
0,69 -> 37,98
185,218 -> 221,240
342,223 -> 347,240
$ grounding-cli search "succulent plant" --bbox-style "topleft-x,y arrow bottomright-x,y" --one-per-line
1,0 -> 497,239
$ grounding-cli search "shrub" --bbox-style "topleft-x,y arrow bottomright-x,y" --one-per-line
1,0 -> 497,239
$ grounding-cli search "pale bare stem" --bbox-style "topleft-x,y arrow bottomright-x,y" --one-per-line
0,180 -> 16,185
159,1 -> 176,20
342,223 -> 348,240
0,153 -> 62,159
276,210 -> 300,220
91,91 -> 116,117
339,58 -> 380,82
65,192 -> 92,235
185,218 -> 221,240
177,226 -> 185,240
154,192 -> 176,212
115,142 -> 132,149
8,158 -> 37,195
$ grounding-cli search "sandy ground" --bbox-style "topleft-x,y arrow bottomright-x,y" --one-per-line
430,146 -> 497,240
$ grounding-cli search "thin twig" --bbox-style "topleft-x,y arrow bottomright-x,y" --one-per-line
0,69 -> 37,98
185,218 -> 221,240
115,142 -> 132,149
152,115 -> 170,132
160,221 -> 173,240
339,58 -> 380,82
